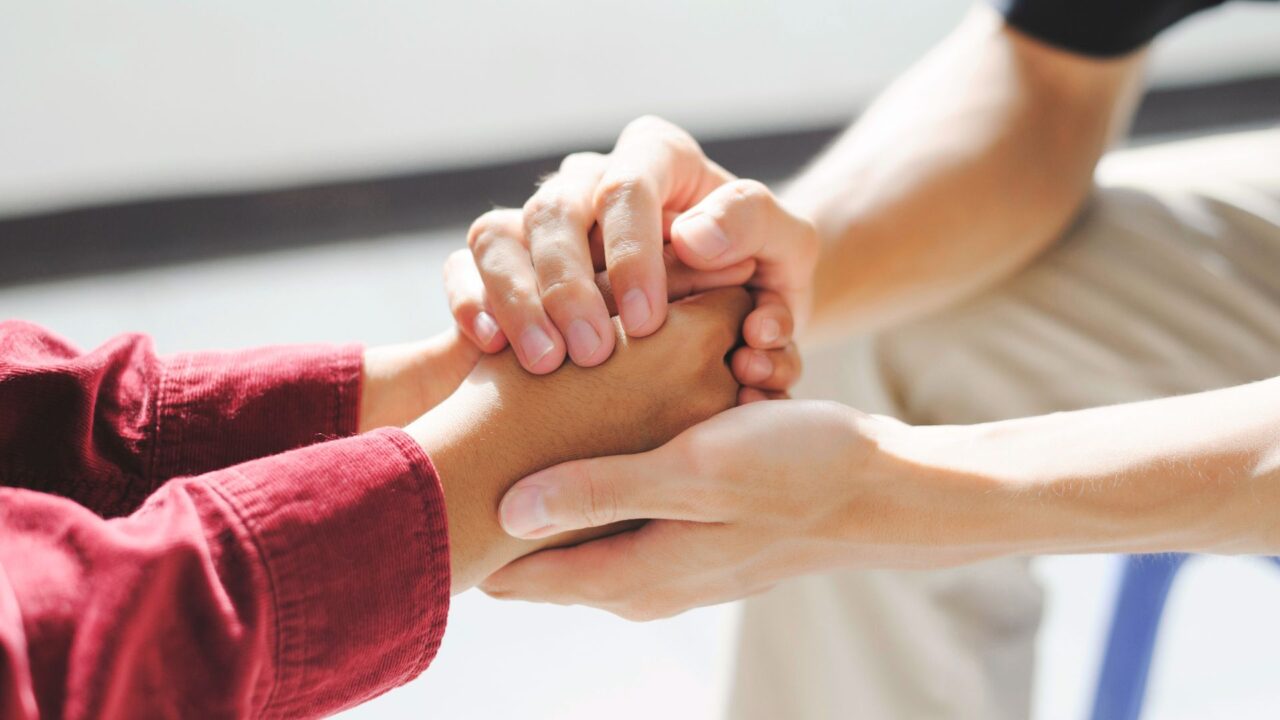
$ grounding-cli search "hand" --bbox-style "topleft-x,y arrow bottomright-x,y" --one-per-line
481,400 -> 1005,620
444,208 -> 802,403
406,287 -> 754,592
359,327 -> 481,432
444,116 -> 817,389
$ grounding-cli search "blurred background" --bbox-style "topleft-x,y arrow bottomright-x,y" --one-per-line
3,1 -> 1279,718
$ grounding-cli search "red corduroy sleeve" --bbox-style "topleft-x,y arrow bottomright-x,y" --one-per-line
0,320 -> 364,518
0,428 -> 451,720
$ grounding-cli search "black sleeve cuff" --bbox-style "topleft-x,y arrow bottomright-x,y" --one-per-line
988,0 -> 1229,57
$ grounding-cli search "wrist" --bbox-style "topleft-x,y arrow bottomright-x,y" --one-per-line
405,381 -> 518,591
862,416 -> 1038,564
359,329 -> 479,433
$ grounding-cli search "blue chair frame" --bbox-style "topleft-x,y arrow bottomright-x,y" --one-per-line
1090,554 -> 1280,720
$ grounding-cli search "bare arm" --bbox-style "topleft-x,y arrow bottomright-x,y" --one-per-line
482,377 -> 1280,618
897,377 -> 1280,558
790,5 -> 1145,338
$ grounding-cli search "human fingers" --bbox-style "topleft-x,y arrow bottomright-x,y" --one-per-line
594,116 -> 733,337
443,247 -> 508,353
468,209 -> 566,374
525,152 -> 615,366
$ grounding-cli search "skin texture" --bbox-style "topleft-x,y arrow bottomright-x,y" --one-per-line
479,8 -> 1276,618
485,382 -> 1280,620
405,287 -> 751,593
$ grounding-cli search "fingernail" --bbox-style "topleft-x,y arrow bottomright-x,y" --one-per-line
474,312 -> 499,345
620,288 -> 651,333
519,326 -> 556,367
746,351 -> 773,381
677,214 -> 730,261
500,484 -> 553,538
758,317 -> 781,344
566,318 -> 602,362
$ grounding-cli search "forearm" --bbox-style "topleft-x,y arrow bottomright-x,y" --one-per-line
787,7 -> 1143,338
894,378 -> 1280,559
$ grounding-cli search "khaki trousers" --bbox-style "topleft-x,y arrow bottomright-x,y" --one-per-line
728,127 -> 1280,720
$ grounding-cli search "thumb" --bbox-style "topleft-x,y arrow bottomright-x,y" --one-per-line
668,178 -> 813,273
498,448 -> 703,539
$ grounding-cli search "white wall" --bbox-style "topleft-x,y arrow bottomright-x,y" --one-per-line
2,0 -> 1279,217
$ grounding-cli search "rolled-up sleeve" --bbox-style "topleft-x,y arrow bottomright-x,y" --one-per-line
149,342 -> 364,478
0,320 -> 364,518
0,428 -> 451,720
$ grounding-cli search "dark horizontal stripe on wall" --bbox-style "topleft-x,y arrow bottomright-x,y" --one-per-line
1,74 -> 1277,287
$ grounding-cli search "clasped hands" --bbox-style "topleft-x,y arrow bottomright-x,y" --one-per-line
431,115 -> 920,620
376,117 -> 989,619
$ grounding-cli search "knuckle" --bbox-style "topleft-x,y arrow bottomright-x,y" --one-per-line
624,115 -> 699,155
574,463 -> 618,528
721,179 -> 774,219
603,235 -> 650,268
539,276 -> 598,311
467,210 -> 512,254
662,129 -> 701,158
524,188 -> 584,230
726,178 -> 773,208
593,173 -> 652,214
492,281 -> 536,311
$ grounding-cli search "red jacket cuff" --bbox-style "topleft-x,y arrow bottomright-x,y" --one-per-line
209,427 -> 450,717
151,343 -> 364,480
